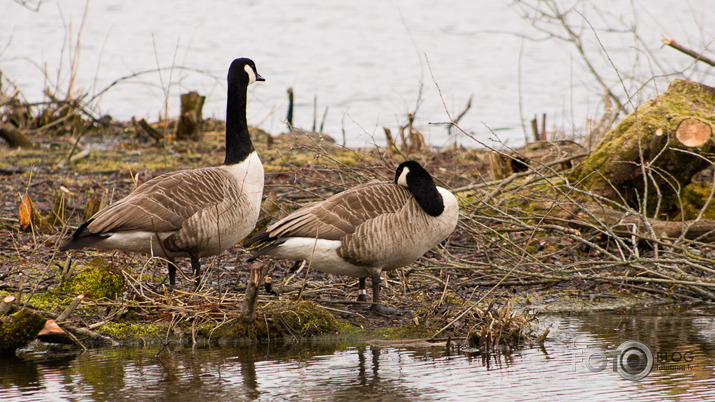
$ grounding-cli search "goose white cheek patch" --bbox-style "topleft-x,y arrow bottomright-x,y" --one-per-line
397,167 -> 410,188
244,64 -> 257,85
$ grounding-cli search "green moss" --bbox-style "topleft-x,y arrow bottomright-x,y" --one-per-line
58,257 -> 124,299
375,323 -> 435,340
25,293 -> 75,316
680,183 -> 715,220
441,295 -> 464,306
0,309 -> 47,354
276,301 -> 341,335
95,322 -> 167,342
209,301 -> 343,341
370,306 -> 452,340
75,301 -> 351,344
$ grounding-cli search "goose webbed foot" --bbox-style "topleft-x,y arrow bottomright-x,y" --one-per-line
370,304 -> 405,315
367,274 -> 406,315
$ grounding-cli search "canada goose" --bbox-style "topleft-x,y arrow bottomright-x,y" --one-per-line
60,58 -> 265,287
250,161 -> 459,314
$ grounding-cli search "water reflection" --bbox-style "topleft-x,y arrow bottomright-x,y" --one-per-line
565,308 -> 715,397
0,355 -> 42,393
1,309 -> 714,400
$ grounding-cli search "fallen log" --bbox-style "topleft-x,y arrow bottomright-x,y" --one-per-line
134,118 -> 164,142
0,123 -> 34,148
570,79 -> 715,217
536,201 -> 715,243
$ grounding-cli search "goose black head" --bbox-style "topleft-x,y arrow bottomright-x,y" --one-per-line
228,58 -> 265,86
394,160 -> 445,216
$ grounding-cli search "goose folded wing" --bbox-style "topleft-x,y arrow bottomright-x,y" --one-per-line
87,169 -> 231,234
266,181 -> 411,240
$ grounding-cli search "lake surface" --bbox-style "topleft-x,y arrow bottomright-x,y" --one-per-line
2,308 -> 714,400
2,0 -> 712,147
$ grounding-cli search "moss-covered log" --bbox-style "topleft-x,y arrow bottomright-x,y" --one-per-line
0,309 -> 47,354
570,80 -> 715,216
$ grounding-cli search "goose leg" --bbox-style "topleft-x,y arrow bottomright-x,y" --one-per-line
167,259 -> 178,287
369,274 -> 401,315
357,278 -> 368,302
191,256 -> 201,287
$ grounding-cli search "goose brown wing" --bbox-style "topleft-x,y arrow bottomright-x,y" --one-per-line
266,181 -> 411,240
86,168 -> 233,234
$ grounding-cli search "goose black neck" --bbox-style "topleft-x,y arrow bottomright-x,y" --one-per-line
224,80 -> 254,165
408,172 -> 444,217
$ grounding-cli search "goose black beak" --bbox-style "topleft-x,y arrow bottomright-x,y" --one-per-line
256,74 -> 266,82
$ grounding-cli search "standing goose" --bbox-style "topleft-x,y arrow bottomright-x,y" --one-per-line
60,58 -> 265,287
250,160 -> 459,314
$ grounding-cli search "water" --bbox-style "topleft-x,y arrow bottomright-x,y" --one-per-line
2,0 -> 712,147
2,309 -> 714,400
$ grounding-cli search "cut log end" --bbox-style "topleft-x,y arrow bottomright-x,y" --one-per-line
37,319 -> 75,345
0,295 -> 16,316
676,118 -> 712,148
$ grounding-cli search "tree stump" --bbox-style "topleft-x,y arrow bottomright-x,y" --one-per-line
176,91 -> 205,140
570,79 -> 715,216
241,261 -> 270,321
